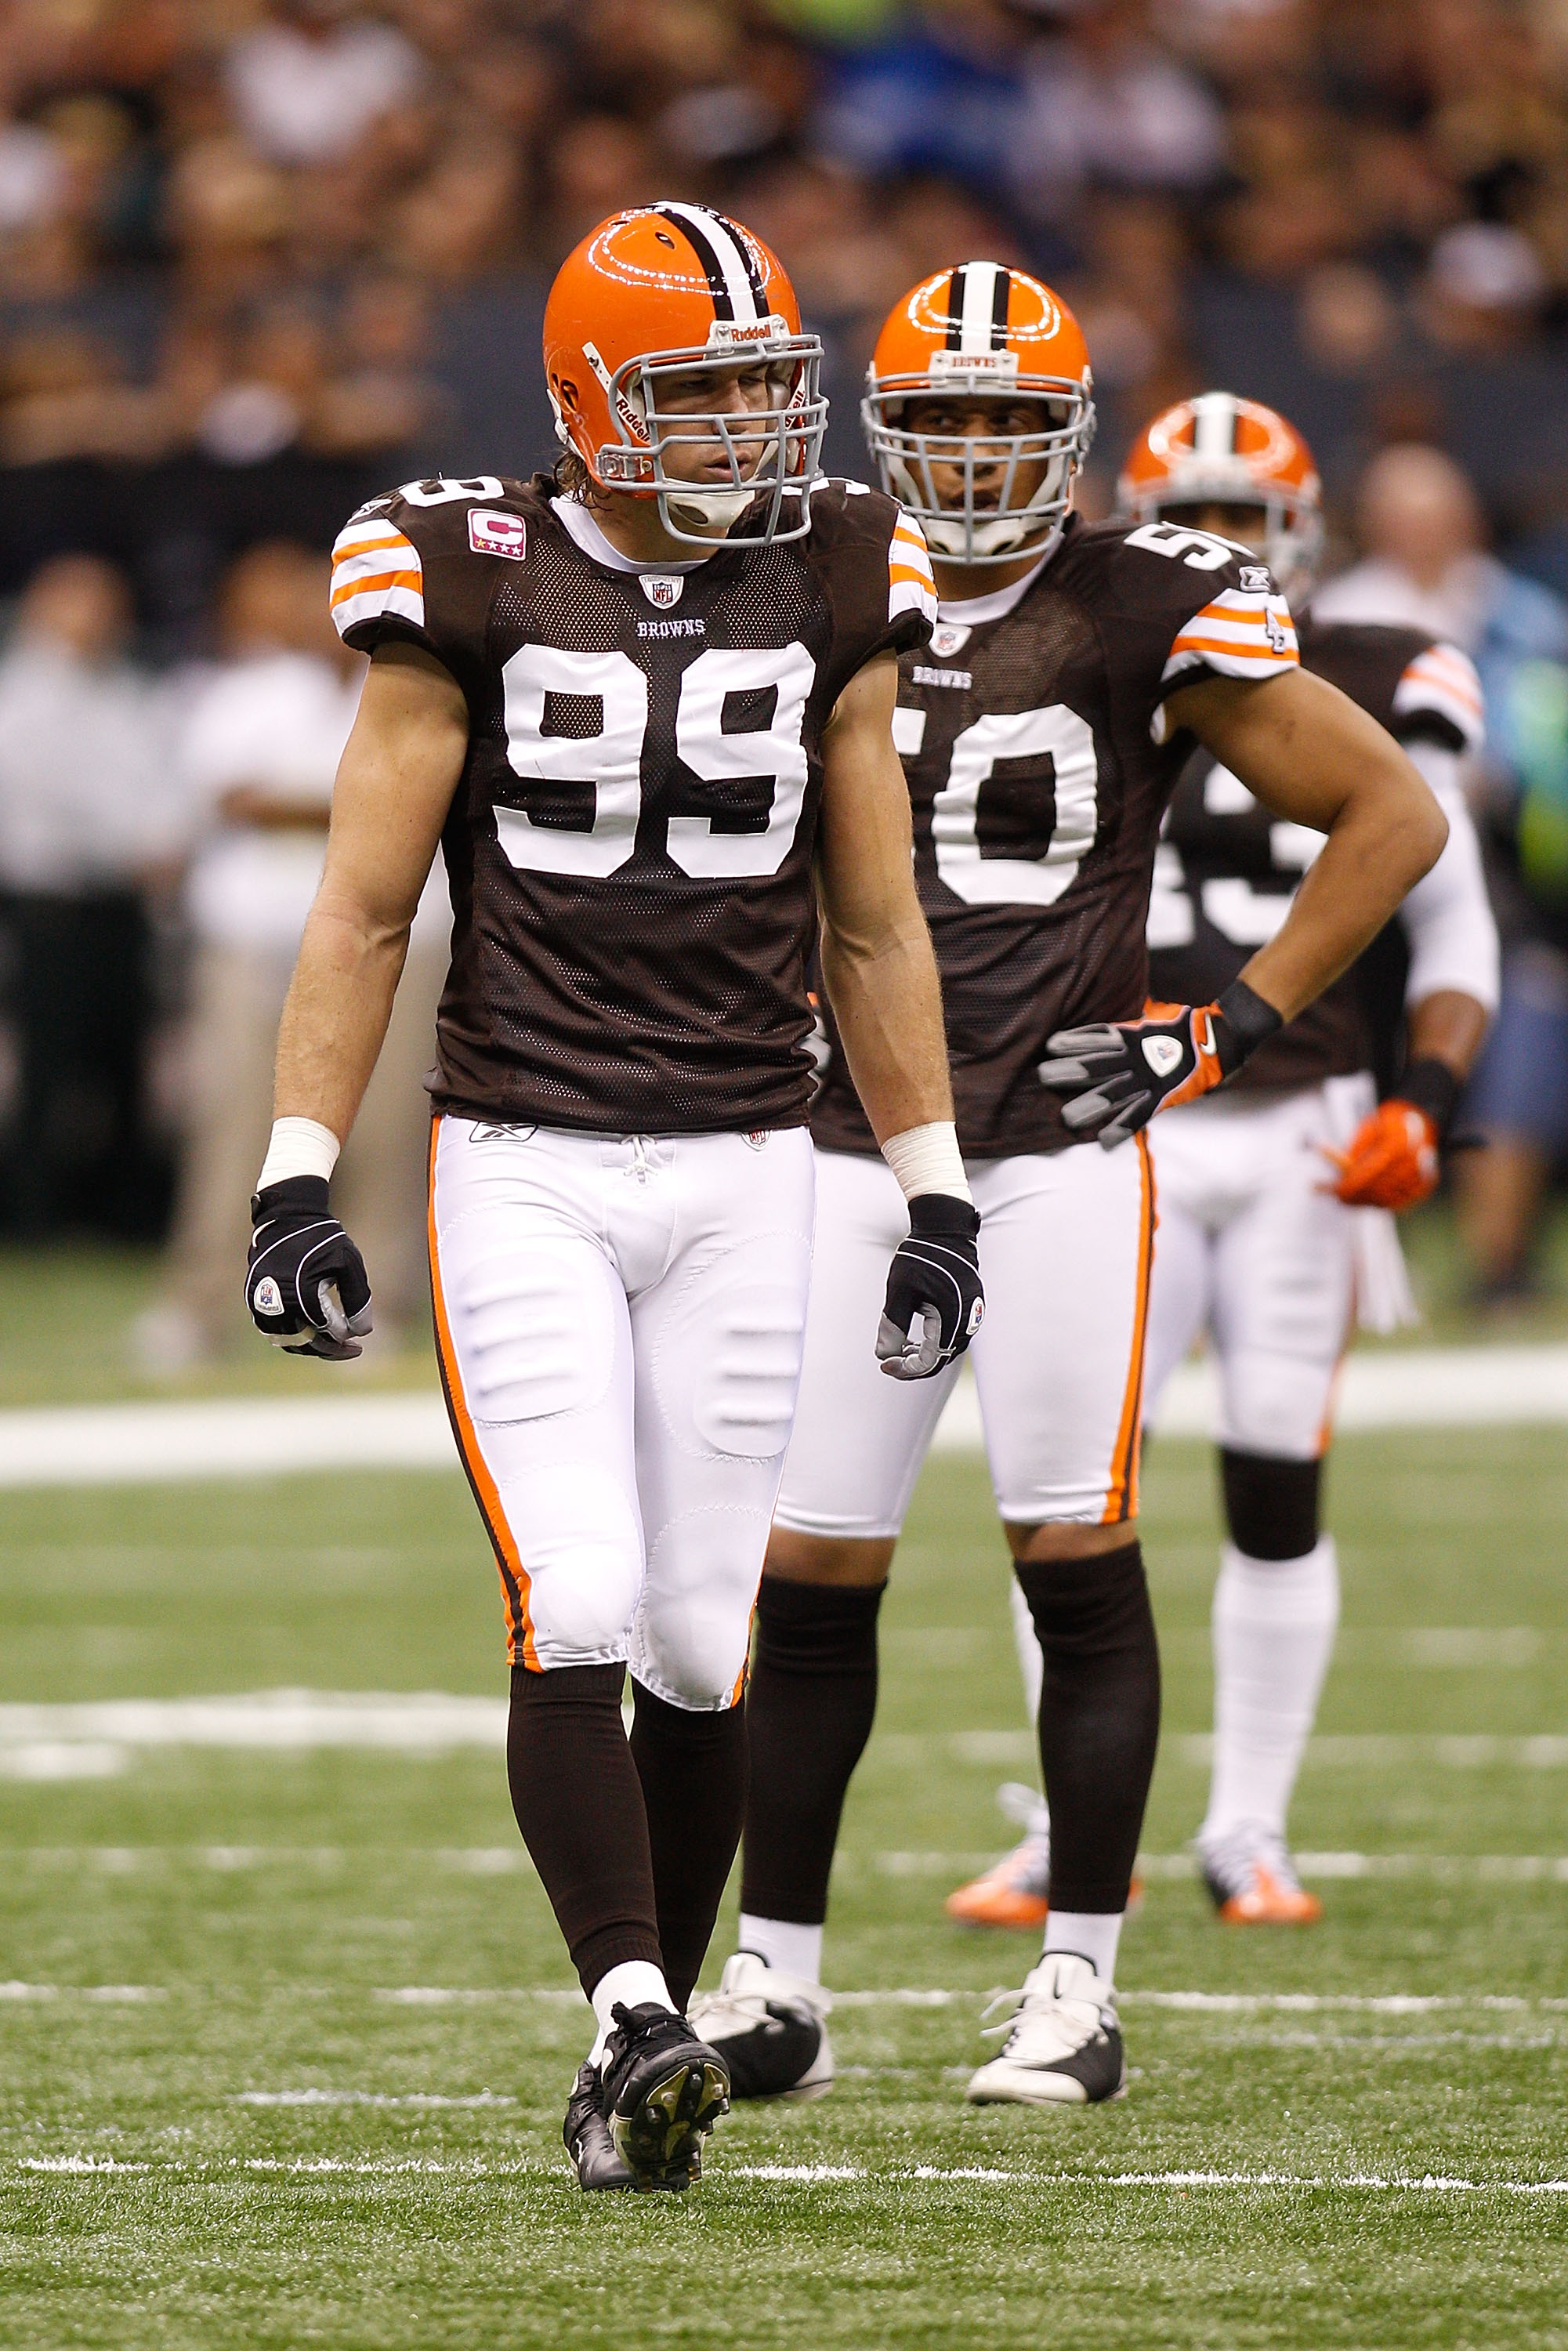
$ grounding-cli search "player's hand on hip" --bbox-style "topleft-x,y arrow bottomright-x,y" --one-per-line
246,1177 -> 374,1361
1037,979 -> 1284,1149
1322,1060 -> 1461,1211
1324,1101 -> 1439,1210
876,1194 -> 985,1381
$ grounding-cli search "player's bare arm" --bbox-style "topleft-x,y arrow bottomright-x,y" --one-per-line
1040,663 -> 1449,1149
816,648 -> 984,1383
244,641 -> 465,1360
1165,663 -> 1447,1022
273,642 -> 466,1143
815,650 -> 952,1143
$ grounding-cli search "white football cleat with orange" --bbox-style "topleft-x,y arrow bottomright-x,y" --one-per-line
946,1784 -> 1052,1927
946,1784 -> 1145,1928
1198,1823 -> 1323,1925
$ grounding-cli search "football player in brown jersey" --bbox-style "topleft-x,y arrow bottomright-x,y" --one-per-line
956,396 -> 1497,1932
693,268 -> 1447,2112
241,204 -> 985,2191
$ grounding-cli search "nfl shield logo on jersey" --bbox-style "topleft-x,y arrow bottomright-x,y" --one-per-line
468,509 -> 527,560
930,621 -> 971,659
641,574 -> 686,609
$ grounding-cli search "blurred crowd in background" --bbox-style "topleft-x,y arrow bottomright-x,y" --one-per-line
3,0 -> 1568,1353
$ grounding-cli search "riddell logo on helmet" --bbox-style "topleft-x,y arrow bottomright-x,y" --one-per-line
582,340 -> 647,444
706,316 -> 791,350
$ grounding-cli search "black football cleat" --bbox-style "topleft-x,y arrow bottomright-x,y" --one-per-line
563,2059 -> 634,2191
600,2002 -> 730,2191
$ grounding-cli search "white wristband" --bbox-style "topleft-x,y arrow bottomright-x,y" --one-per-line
881,1120 -> 972,1205
257,1116 -> 341,1192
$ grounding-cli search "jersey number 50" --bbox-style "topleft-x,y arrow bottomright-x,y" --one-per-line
497,643 -> 815,882
896,704 -> 1099,908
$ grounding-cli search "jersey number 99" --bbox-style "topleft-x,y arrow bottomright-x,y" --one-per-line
498,643 -> 816,882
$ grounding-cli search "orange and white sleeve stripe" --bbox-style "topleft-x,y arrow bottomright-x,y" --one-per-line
1392,641 -> 1485,755
1160,584 -> 1299,692
329,516 -> 425,639
889,508 -> 938,629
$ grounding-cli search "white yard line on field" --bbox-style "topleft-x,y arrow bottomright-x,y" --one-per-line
3,1341 -> 1568,1488
5,1696 -> 1568,1770
234,2089 -> 515,2107
3,1842 -> 1565,1883
13,2154 -> 1568,2193
6,1980 -> 1564,2012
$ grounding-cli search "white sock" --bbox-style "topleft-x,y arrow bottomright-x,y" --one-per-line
737,1914 -> 824,1984
1202,1537 -> 1340,1846
1042,1909 -> 1121,1986
588,1959 -> 674,2067
1009,1575 -> 1045,1724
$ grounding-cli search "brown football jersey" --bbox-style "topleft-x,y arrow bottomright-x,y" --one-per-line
331,473 -> 935,1133
1147,617 -> 1485,1090
808,513 -> 1299,1159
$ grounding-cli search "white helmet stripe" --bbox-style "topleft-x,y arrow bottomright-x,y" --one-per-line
1191,392 -> 1239,458
956,259 -> 1003,354
656,201 -> 764,321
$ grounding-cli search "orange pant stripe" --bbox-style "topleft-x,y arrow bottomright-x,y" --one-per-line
1100,1129 -> 1155,1527
426,1122 -> 539,1669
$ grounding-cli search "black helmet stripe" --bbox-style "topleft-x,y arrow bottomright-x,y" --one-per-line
945,266 -> 967,348
990,267 -> 1011,347
654,201 -> 766,321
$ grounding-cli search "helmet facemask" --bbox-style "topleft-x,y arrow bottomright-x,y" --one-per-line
1124,458 -> 1323,603
581,324 -> 827,547
863,368 -> 1096,567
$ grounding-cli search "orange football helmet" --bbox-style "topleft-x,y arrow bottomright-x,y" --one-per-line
543,202 -> 827,546
863,263 -> 1095,565
1118,393 -> 1322,600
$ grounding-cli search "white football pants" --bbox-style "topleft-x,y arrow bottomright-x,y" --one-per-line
429,1118 -> 815,1707
775,1137 -> 1153,1538
1143,1077 -> 1379,1455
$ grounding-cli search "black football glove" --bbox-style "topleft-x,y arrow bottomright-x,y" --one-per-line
246,1176 -> 373,1361
876,1193 -> 985,1382
1037,980 -> 1284,1149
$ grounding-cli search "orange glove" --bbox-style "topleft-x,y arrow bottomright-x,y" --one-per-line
1324,1099 -> 1440,1211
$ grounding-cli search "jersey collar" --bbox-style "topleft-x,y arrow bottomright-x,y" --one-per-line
550,496 -> 710,577
934,529 -> 1061,627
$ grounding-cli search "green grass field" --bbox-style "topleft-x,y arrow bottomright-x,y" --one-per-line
1,1430 -> 1566,2349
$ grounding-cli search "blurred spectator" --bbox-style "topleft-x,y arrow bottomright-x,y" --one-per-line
1314,441 -> 1568,1306
134,542 -> 447,1370
1419,221 -> 1549,354
1458,650 -> 1568,1303
1312,444 -> 1568,725
811,0 -> 1027,206
1010,0 -> 1228,226
308,273 -> 449,460
225,2 -> 424,168
0,555 -> 179,1238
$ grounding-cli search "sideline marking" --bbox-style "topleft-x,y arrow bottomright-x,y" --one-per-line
4,1342 -> 1568,1487
235,2089 -> 514,2108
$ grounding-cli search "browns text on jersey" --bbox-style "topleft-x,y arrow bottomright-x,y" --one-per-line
1147,616 -> 1485,1089
330,473 -> 935,1136
808,512 -> 1299,1160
